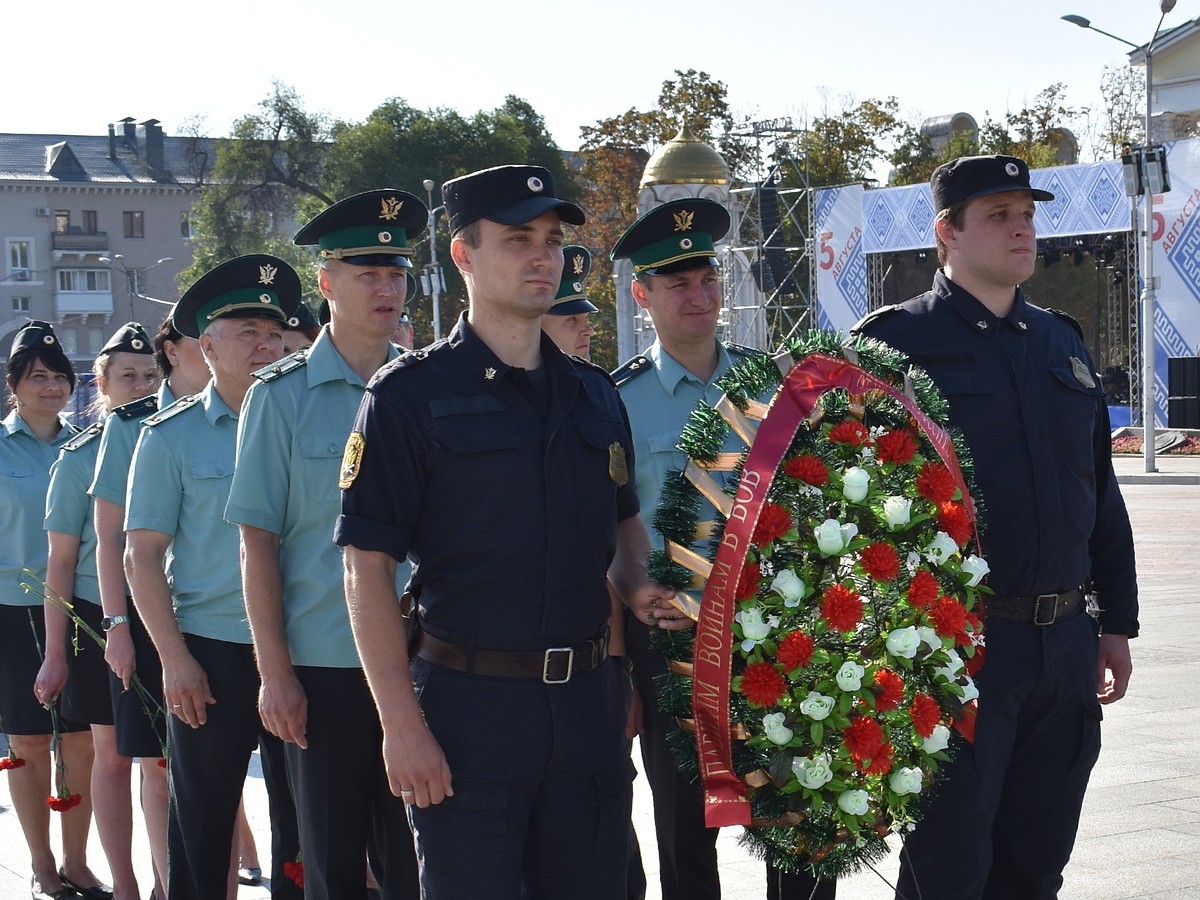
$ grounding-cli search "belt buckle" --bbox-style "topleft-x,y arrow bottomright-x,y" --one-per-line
1033,593 -> 1059,626
543,647 -> 575,684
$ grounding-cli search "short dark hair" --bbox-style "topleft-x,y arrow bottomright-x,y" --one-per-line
454,220 -> 482,249
934,200 -> 970,266
153,311 -> 184,377
5,346 -> 76,409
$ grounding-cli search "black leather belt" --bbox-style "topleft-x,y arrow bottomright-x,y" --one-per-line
414,627 -> 609,684
985,589 -> 1083,625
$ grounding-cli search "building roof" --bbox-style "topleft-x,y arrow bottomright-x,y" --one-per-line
640,125 -> 730,188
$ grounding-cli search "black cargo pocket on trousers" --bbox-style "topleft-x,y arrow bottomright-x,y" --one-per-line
592,760 -> 636,855
414,776 -> 509,875
1071,699 -> 1103,774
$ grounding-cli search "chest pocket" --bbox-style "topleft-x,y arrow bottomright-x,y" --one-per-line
0,462 -> 36,504
429,395 -> 523,455
1048,364 -> 1101,422
929,369 -> 995,424
188,457 -> 234,483
298,432 -> 346,502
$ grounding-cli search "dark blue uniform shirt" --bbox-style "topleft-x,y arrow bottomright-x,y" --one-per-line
335,314 -> 640,650
854,270 -> 1138,636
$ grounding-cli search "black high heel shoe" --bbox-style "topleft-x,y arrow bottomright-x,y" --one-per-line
56,870 -> 113,900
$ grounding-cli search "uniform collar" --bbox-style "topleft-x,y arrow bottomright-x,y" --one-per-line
198,380 -> 238,426
3,409 -> 74,442
307,327 -> 399,389
447,312 -> 577,394
647,338 -> 731,394
933,269 -> 1032,335
158,381 -> 179,408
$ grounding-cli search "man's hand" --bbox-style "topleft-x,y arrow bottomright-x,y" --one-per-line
104,627 -> 136,691
259,671 -> 308,748
628,581 -> 691,631
163,652 -> 216,727
383,721 -> 454,808
625,683 -> 644,740
1097,633 -> 1133,704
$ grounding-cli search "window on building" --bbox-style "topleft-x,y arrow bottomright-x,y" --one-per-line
87,327 -> 104,354
180,211 -> 195,239
58,328 -> 77,355
7,239 -> 32,279
11,296 -> 31,313
83,210 -> 98,233
55,211 -> 70,234
57,269 -> 112,292
123,211 -> 145,239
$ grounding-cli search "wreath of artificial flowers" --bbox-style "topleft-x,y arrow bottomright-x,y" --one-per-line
647,331 -> 989,879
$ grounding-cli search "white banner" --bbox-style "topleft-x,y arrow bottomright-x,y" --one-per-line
814,184 -> 867,334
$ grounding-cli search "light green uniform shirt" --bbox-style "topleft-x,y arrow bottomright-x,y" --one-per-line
225,330 -> 407,667
44,421 -> 105,604
1,411 -> 77,606
125,383 -> 249,643
89,383 -> 177,507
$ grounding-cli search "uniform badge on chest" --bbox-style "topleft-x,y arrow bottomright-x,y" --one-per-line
1069,357 -> 1096,389
608,442 -> 629,486
339,431 -> 366,489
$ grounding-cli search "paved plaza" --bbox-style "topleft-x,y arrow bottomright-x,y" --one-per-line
2,455 -> 1197,899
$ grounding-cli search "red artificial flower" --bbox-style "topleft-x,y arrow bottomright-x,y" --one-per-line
916,462 -> 957,505
753,502 -> 793,545
47,792 -> 82,812
860,542 -> 901,582
873,668 -> 905,712
910,693 -> 940,738
820,583 -> 864,633
844,716 -> 887,763
777,630 -> 816,672
906,568 -> 939,609
157,758 -> 167,769
736,560 -> 761,601
937,502 -> 973,547
740,661 -> 787,708
783,454 -> 829,486
284,861 -> 305,889
862,740 -> 895,776
930,595 -> 969,640
1,756 -> 27,770
828,420 -> 870,447
875,430 -> 919,465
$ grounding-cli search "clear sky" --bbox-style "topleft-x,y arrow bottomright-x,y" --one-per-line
8,0 -> 1189,166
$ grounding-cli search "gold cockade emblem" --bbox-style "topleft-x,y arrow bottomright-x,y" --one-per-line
380,197 -> 404,220
673,209 -> 694,232
259,264 -> 277,285
572,254 -> 585,275
484,367 -> 497,380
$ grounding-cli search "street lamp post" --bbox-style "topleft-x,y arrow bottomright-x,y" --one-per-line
99,254 -> 173,321
422,179 -> 446,342
1063,1 -> 1177,474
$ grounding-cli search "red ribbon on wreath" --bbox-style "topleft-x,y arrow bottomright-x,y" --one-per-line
692,354 -> 980,828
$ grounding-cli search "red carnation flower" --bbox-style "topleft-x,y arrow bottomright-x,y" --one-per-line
873,668 -> 905,712
828,420 -> 870,447
907,568 -> 939,609
47,792 -> 82,812
777,630 -> 816,672
910,693 -> 940,738
916,462 -> 957,505
875,430 -> 919,465
937,502 -> 973,547
752,502 -> 793,545
783,454 -> 829,486
736,560 -> 761,600
860,542 -> 901,582
844,716 -> 887,763
740,661 -> 787,708
284,861 -> 305,889
820,583 -> 863,633
0,756 -> 27,770
862,740 -> 895,776
157,758 -> 167,769
930,595 -> 969,640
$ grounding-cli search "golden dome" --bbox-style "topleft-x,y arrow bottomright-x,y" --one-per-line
640,125 -> 731,188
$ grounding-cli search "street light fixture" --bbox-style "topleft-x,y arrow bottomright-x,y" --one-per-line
1062,1 -> 1177,474
421,178 -> 447,341
99,254 -> 173,320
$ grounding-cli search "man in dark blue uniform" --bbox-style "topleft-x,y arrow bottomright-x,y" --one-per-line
335,164 -> 676,899
853,154 -> 1138,900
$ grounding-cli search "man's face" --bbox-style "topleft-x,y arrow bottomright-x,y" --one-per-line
201,317 -> 285,387
941,191 -> 1038,289
320,260 -> 407,341
631,265 -> 722,344
541,312 -> 596,360
453,211 -> 565,319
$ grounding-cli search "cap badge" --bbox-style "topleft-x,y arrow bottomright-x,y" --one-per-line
379,231 -> 393,244
259,264 -> 278,285
673,209 -> 695,232
484,367 -> 497,380
1005,162 -> 1020,177
572,255 -> 585,275
380,197 -> 404,221
287,316 -> 300,328
680,237 -> 693,250
527,176 -> 544,193
573,281 -> 583,291
259,293 -> 273,304
43,334 -> 56,345
131,338 -> 145,350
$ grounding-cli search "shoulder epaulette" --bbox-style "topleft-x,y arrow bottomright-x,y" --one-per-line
612,355 -> 651,387
850,304 -> 903,335
1047,308 -> 1085,340
253,348 -> 309,383
367,348 -> 428,388
568,354 -> 618,387
143,393 -> 202,427
724,341 -> 762,359
113,395 -> 159,422
62,421 -> 103,452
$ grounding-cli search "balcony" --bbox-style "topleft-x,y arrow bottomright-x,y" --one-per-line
55,290 -> 114,318
52,230 -> 110,260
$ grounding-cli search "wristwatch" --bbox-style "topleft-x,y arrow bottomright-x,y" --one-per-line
101,614 -> 131,632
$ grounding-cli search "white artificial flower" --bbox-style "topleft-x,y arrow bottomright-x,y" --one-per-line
770,569 -> 806,608
799,691 -> 836,721
885,626 -> 921,659
882,496 -> 912,530
922,724 -> 951,755
836,660 -> 865,692
842,466 -> 871,503
889,767 -> 924,796
923,531 -> 960,566
735,607 -> 779,653
934,650 -> 964,683
792,754 -> 835,790
762,713 -> 794,746
917,625 -> 943,655
814,519 -> 858,556
959,675 -> 979,703
837,789 -> 870,816
961,554 -> 990,587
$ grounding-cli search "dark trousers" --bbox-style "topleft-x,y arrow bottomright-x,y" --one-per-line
287,666 -> 419,899
895,607 -> 1102,900
408,656 -> 633,899
166,635 -> 301,900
